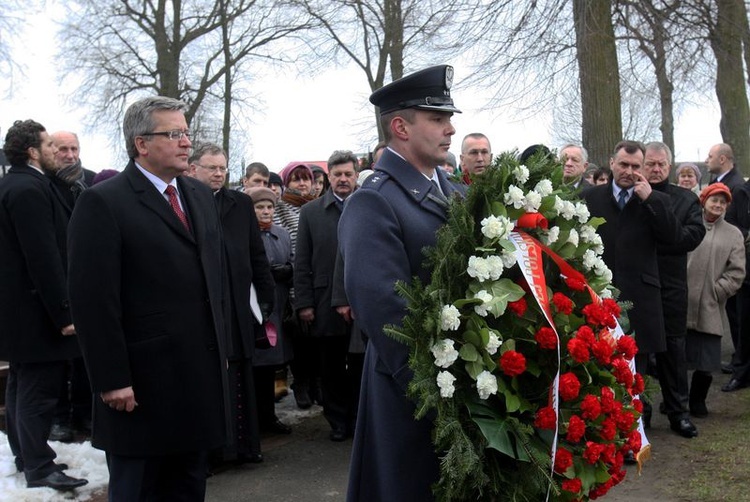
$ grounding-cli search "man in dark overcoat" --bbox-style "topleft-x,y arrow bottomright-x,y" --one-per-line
339,65 -> 465,502
294,149 -> 359,441
68,96 -> 230,500
582,140 -> 679,382
0,120 -> 88,491
188,142 -> 275,463
643,141 -> 705,438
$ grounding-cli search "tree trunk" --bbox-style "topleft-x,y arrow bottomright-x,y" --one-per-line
710,0 -> 750,175
651,19 -> 675,156
573,0 -> 622,167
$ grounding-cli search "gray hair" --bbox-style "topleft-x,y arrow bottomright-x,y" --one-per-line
189,142 -> 226,164
123,96 -> 187,159
560,143 -> 589,163
644,141 -> 673,165
327,149 -> 358,171
461,133 -> 492,154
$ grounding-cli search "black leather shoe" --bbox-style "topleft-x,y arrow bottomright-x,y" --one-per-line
624,451 -> 637,465
670,418 -> 698,438
262,418 -> 292,435
293,389 -> 312,409
721,363 -> 734,375
722,378 -> 746,392
48,423 -> 74,443
329,427 -> 347,442
237,452 -> 264,464
27,471 -> 88,491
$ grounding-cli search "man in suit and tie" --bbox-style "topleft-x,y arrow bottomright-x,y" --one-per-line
582,140 -> 679,431
0,120 -> 88,491
294,149 -> 360,442
560,143 -> 593,189
68,96 -> 230,500
339,64 -> 465,501
707,143 -> 743,191
188,142 -> 275,462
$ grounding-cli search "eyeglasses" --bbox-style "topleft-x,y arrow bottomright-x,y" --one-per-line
194,163 -> 228,173
141,129 -> 191,141
466,149 -> 491,157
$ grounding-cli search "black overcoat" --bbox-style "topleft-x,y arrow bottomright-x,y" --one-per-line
68,161 -> 230,456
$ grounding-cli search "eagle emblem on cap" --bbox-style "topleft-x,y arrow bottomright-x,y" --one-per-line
445,66 -> 454,89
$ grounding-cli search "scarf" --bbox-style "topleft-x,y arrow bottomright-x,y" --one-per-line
56,160 -> 88,200
281,187 -> 315,207
259,220 -> 273,231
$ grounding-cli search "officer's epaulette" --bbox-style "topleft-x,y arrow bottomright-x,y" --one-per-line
363,172 -> 389,190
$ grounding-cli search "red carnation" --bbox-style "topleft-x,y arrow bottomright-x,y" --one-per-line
508,297 -> 527,317
566,414 -> 586,442
602,298 -> 621,318
628,429 -> 642,453
599,418 -> 617,441
616,410 -> 636,433
565,275 -> 586,292
632,398 -> 644,414
583,441 -> 604,464
552,292 -> 574,315
499,350 -> 527,377
591,339 -> 613,365
554,447 -> 573,473
575,325 -> 596,347
590,480 -> 615,499
602,443 -> 617,465
562,477 -> 582,493
633,373 -> 645,395
535,327 -> 558,350
559,372 -> 581,401
582,302 -> 610,327
581,394 -> 602,421
600,386 -> 616,413
567,338 -> 590,363
611,358 -> 634,388
534,406 -> 557,430
616,335 -> 638,360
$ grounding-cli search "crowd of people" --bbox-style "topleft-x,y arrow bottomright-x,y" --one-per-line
1,64 -> 749,502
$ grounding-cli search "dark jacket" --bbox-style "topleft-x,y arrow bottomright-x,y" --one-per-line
726,179 -> 750,285
68,161 -> 230,456
712,167 -> 744,192
339,148 -> 465,502
582,181 -> 679,353
215,187 -> 275,359
0,165 -> 79,362
652,180 -> 706,336
294,189 -> 349,338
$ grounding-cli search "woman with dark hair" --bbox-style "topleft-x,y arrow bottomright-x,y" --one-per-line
686,183 -> 745,416
310,165 -> 329,198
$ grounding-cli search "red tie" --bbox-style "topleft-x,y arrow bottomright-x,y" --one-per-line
165,185 -> 190,231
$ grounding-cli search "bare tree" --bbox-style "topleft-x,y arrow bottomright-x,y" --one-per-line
292,0 -> 474,141
58,0 -> 312,158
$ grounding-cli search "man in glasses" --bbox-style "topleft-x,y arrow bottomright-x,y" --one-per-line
560,143 -> 592,189
459,132 -> 492,184
68,96 -> 230,500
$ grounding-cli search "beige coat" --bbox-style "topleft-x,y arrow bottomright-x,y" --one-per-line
686,213 -> 746,336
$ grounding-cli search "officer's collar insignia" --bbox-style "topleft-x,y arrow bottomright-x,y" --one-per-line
411,188 -> 420,195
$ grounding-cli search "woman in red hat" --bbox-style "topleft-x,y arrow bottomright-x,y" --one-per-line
685,183 -> 746,416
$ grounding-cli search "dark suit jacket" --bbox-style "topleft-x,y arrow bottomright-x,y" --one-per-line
294,189 -> 349,338
68,161 -> 230,456
0,165 -> 79,363
712,167 -> 744,192
582,181 -> 679,353
48,167 -> 97,209
215,187 -> 275,359
339,149 -> 465,502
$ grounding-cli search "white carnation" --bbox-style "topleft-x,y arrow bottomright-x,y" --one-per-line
579,224 -> 598,243
544,226 -> 560,245
486,331 -> 502,355
500,250 -> 518,268
467,256 -> 491,282
582,249 -> 598,270
567,228 -> 579,247
600,288 -> 613,299
534,179 -> 553,196
485,255 -> 505,280
575,202 -> 590,223
481,215 -> 513,240
437,371 -> 456,398
523,190 -> 543,212
476,370 -> 498,400
504,185 -> 526,209
439,305 -> 461,332
560,200 -> 577,220
474,290 -> 493,317
514,165 -> 530,184
431,339 -> 460,368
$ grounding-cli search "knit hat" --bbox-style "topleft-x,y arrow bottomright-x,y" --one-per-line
676,163 -> 701,181
245,187 -> 277,205
699,182 -> 732,206
280,163 -> 314,187
268,172 -> 282,187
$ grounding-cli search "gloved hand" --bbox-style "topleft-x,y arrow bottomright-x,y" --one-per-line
270,263 -> 293,282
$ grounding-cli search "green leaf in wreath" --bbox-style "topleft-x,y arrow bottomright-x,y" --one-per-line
472,417 -> 530,462
465,360 -> 485,379
504,391 -> 521,413
460,343 -> 480,362
463,330 -> 483,348
501,338 -> 516,352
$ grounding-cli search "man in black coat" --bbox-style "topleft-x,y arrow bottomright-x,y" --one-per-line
68,97 -> 230,500
643,141 -> 705,438
582,140 -> 679,379
706,143 -> 743,191
0,120 -> 87,490
294,150 -> 360,442
188,142 -> 276,460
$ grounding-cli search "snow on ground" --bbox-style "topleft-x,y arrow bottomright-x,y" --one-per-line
0,433 -> 108,501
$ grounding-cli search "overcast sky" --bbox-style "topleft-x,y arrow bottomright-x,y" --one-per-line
1,6 -> 723,175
